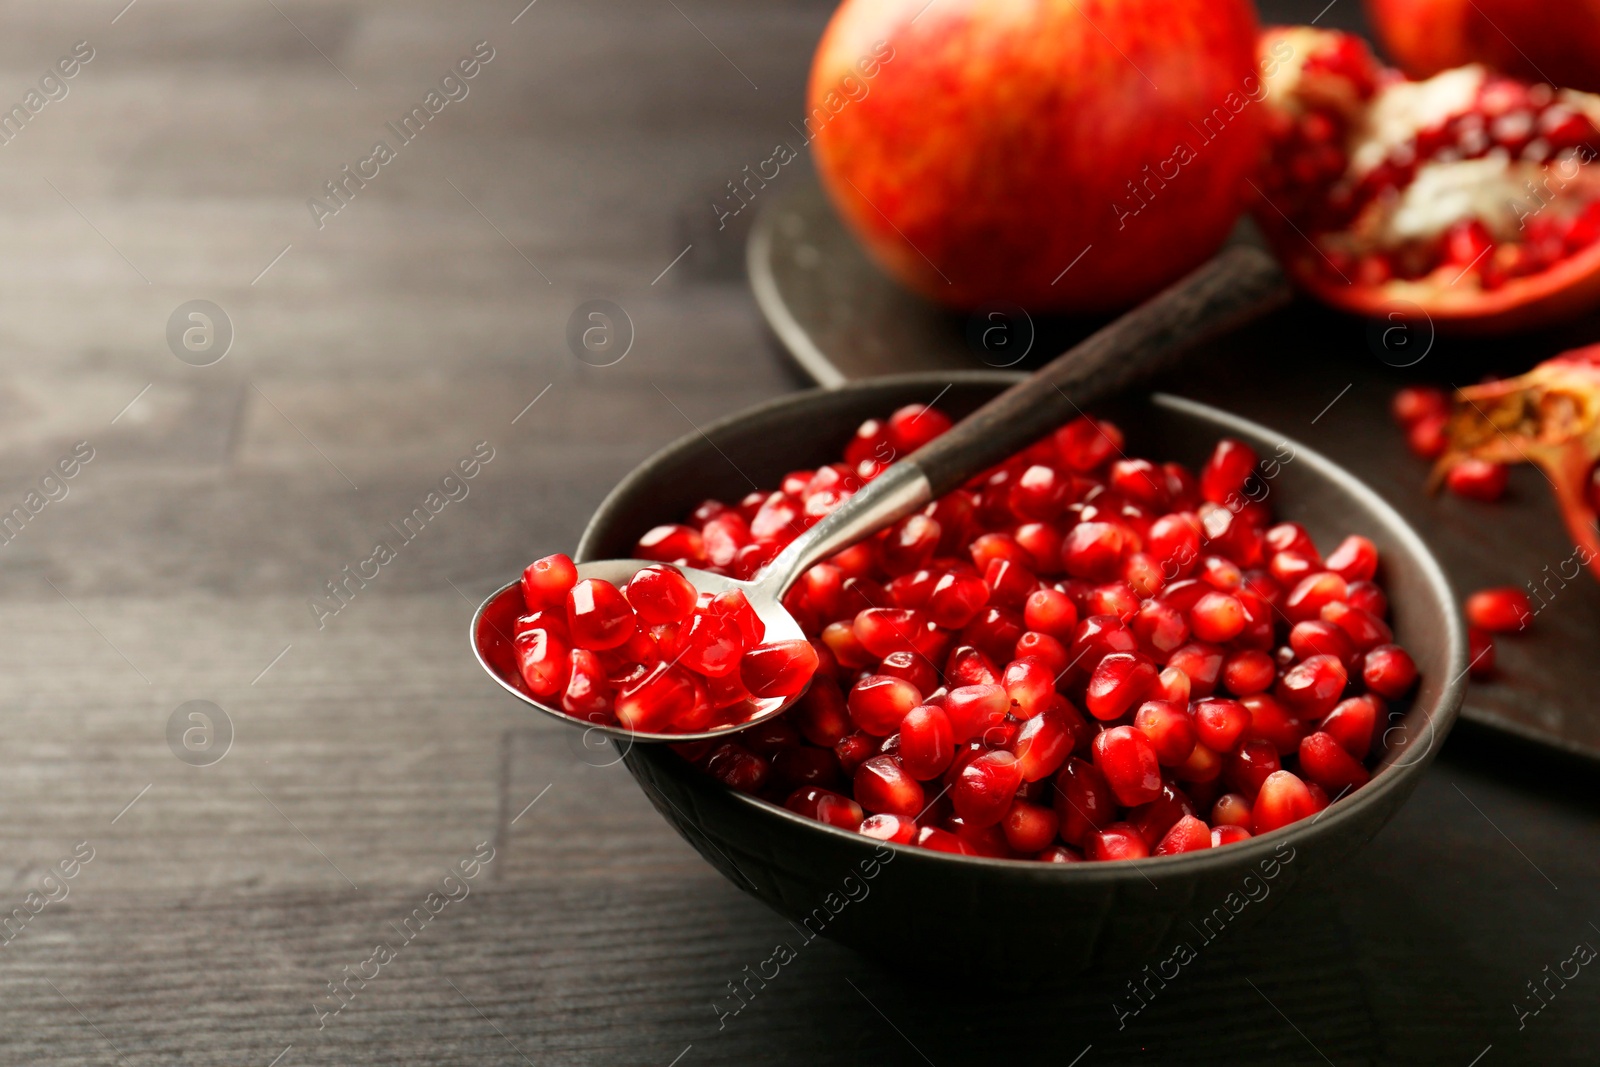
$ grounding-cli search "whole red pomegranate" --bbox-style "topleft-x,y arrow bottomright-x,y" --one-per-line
1367,0 -> 1600,94
807,0 -> 1264,314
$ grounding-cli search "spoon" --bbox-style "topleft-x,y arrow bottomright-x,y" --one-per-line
472,246 -> 1291,741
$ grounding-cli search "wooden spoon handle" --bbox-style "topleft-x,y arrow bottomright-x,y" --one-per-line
908,245 -> 1291,497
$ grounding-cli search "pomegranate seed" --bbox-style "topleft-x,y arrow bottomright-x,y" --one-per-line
1200,438 -> 1260,505
847,675 -> 922,736
1212,825 -> 1252,846
1001,800 -> 1060,852
1133,599 -> 1190,655
671,611 -> 744,677
615,662 -> 700,732
1151,665 -> 1191,704
1192,697 -> 1250,753
820,620 -> 873,669
1014,631 -> 1070,673
899,704 -> 955,780
1190,591 -> 1246,643
1361,644 -> 1418,698
1346,579 -> 1388,618
854,756 -> 926,816
522,553 -> 578,612
740,641 -> 818,699
984,558 -> 1040,610
1175,739 -> 1223,784
943,684 -> 1010,743
1283,571 -> 1349,622
945,645 -> 1000,687
1054,416 -> 1123,472
1053,757 -> 1115,845
1147,511 -> 1203,573
877,649 -> 938,696
1166,642 -> 1225,696
1241,693 -> 1307,756
1091,726 -> 1163,807
625,564 -> 698,625
834,732 -> 877,776
1085,651 -> 1158,720
1222,649 -> 1277,695
1406,414 -> 1449,460
1321,694 -> 1379,759
1445,459 -> 1509,502
1000,657 -> 1055,719
1276,654 -> 1349,718
1011,700 -> 1085,781
1289,619 -> 1357,664
1153,815 -> 1212,855
953,750 -> 1024,827
1023,587 -> 1079,639
1061,521 -> 1128,581
1251,770 -> 1316,834
1212,792 -> 1253,828
1319,600 -> 1393,651
1391,385 -> 1449,426
793,682 -> 851,746
1132,700 -> 1197,766
515,625 -> 570,700
1087,823 -> 1150,861
1269,550 -> 1319,588
881,517 -> 943,578
1222,738 -> 1282,799
1468,627 -> 1497,679
786,786 -> 864,829
1265,522 -> 1319,560
885,403 -> 952,453
1322,535 -> 1377,583
567,579 -> 639,651
928,571 -> 990,629
561,649 -> 614,721
959,607 -> 1025,664
1465,587 -> 1533,632
705,742 -> 768,793
1129,782 -> 1195,846
1299,731 -> 1371,794
913,825 -> 978,855
859,812 -> 918,843
636,524 -> 707,566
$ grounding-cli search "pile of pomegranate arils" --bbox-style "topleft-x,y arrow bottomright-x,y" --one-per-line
615,405 -> 1419,862
511,556 -> 819,734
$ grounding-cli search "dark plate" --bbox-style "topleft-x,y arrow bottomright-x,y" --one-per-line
577,381 -> 1464,975
748,170 -> 1600,762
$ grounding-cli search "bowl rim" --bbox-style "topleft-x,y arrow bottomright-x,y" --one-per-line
578,372 -> 1467,879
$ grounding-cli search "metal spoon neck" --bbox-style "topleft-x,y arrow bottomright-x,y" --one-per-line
760,461 -> 934,595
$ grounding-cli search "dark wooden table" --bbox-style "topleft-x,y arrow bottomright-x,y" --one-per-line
0,1 -> 1594,1064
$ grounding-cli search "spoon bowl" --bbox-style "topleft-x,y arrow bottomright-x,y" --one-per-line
470,560 -> 808,742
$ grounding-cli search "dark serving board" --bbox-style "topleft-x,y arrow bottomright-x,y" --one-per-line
749,171 -> 1600,762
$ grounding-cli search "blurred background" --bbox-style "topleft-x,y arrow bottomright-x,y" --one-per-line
0,1 -> 1595,1064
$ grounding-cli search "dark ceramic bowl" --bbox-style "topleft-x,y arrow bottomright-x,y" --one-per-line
576,373 -> 1466,975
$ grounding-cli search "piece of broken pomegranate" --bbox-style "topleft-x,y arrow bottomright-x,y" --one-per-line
1431,344 -> 1600,580
1254,26 -> 1600,332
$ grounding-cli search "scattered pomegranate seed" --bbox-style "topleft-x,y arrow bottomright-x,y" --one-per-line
1391,386 -> 1450,427
1465,587 -> 1533,632
1445,459 -> 1510,502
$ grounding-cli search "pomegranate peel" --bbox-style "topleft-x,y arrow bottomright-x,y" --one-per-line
1432,344 -> 1600,579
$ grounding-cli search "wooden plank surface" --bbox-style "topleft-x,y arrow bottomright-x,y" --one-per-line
0,0 -> 1594,1064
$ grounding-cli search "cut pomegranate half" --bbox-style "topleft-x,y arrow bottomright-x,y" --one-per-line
1432,344 -> 1600,579
1255,27 -> 1600,333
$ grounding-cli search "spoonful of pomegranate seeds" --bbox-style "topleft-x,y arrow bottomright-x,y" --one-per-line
471,248 -> 1291,740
